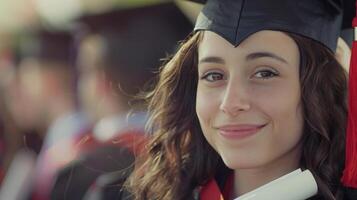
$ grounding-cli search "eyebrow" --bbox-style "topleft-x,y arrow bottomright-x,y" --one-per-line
199,56 -> 225,65
246,52 -> 288,64
199,51 -> 288,65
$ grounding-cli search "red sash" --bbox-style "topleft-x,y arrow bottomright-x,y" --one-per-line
200,173 -> 234,200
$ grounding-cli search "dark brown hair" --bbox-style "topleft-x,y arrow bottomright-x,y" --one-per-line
293,34 -> 347,199
127,31 -> 348,200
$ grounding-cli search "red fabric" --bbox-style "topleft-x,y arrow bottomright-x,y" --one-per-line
72,130 -> 100,155
200,179 -> 224,200
73,129 -> 147,157
342,2 -> 357,188
108,131 -> 147,155
222,174 -> 234,199
200,174 -> 234,200
342,40 -> 357,188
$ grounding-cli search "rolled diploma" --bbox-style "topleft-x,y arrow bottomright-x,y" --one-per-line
235,169 -> 318,200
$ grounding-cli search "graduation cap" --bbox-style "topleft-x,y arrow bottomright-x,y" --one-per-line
77,2 -> 192,69
190,0 -> 354,52
18,30 -> 75,67
189,0 -> 357,191
75,2 -> 192,95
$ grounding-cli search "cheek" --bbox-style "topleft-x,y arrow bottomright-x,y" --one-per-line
196,84 -> 221,143
253,81 -> 304,152
261,83 -> 302,132
267,99 -> 303,146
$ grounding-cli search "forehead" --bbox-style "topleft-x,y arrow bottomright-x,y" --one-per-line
198,30 -> 300,64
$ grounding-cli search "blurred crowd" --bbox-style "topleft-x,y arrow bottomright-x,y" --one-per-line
0,1 -> 196,199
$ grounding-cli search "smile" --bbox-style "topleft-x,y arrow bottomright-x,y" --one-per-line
217,124 -> 266,140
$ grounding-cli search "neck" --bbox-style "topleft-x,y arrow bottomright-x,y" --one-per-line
232,143 -> 302,198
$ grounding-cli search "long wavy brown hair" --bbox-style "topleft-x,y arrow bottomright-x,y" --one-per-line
126,31 -> 348,200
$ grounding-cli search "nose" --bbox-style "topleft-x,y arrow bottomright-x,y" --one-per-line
219,82 -> 251,116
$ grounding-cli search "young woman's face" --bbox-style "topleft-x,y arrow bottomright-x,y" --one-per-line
196,30 -> 304,170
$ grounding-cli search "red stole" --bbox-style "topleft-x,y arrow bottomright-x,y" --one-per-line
200,173 -> 234,200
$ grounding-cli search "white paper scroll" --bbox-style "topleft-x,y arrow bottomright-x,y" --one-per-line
235,169 -> 318,200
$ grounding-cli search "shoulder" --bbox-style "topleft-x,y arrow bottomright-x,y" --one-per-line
84,170 -> 134,200
50,144 -> 136,200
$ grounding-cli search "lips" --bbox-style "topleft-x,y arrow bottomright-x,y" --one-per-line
217,124 -> 266,139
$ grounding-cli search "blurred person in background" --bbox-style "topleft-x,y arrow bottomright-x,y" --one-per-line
0,48 -> 23,183
50,2 -> 192,200
0,37 -> 46,199
0,45 -> 43,183
10,30 -> 89,200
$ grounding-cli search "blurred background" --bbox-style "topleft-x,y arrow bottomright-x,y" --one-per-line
0,0 -> 202,199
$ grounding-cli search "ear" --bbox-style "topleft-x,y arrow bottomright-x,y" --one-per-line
335,37 -> 352,72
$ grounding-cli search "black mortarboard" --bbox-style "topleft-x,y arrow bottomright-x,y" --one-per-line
190,0 -> 355,52
19,30 -> 74,66
78,2 -> 192,70
76,3 -> 192,94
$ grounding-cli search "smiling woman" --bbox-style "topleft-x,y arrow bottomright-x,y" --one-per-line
124,0 -> 356,200
126,30 -> 348,200
196,30 -> 303,177
196,30 -> 347,199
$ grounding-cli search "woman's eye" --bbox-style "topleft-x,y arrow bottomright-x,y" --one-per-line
254,69 -> 279,79
201,72 -> 224,82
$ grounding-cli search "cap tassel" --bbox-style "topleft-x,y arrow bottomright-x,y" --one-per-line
341,1 -> 357,188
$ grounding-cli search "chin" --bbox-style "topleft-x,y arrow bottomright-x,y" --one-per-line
220,153 -> 269,170
223,160 -> 260,170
